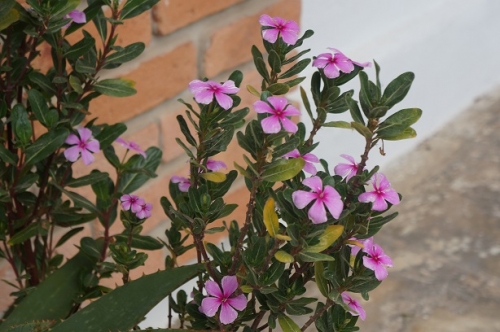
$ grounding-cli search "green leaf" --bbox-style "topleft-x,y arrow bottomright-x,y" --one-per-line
0,144 -> 18,164
55,227 -> 85,248
350,122 -> 372,139
304,225 -> 344,253
8,222 -> 47,246
120,0 -> 159,20
315,262 -> 329,297
50,0 -> 80,19
266,83 -> 289,95
0,0 -> 15,20
176,115 -> 196,146
11,104 -> 32,147
24,128 -> 68,167
67,172 -> 110,188
346,95 -> 364,125
322,121 -> 351,129
376,108 -> 422,138
382,72 -> 415,109
91,7 -> 107,41
53,184 -> 100,215
104,42 -> 145,67
65,35 -> 95,61
28,90 -> 51,127
380,126 -> 417,141
50,264 -> 203,332
268,50 -> 281,73
263,197 -> 279,237
115,234 -> 163,250
94,78 -> 137,97
275,250 -> 294,263
278,315 -> 301,332
29,71 -> 56,95
278,58 -> 311,79
118,147 -> 162,193
262,158 -> 305,183
95,123 -> 127,149
0,251 -> 95,332
298,251 -> 335,262
0,8 -> 19,31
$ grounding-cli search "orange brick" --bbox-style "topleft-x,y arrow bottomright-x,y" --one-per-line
90,42 -> 196,124
204,0 -> 301,77
152,0 -> 243,35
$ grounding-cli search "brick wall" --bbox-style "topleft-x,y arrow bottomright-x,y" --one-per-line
0,0 -> 301,314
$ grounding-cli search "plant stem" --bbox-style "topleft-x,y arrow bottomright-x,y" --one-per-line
300,299 -> 333,331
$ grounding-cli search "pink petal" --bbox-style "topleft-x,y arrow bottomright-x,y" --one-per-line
68,10 -> 86,23
283,149 -> 300,158
171,175 -> 187,184
334,57 -> 355,74
303,162 -> 317,175
85,139 -> 100,153
358,192 -> 377,204
357,305 -> 367,321
121,200 -> 131,210
267,96 -> 288,112
253,100 -> 273,114
64,146 -> 81,162
323,63 -> 340,79
379,254 -> 393,267
280,117 -> 298,133
179,182 -> 190,192
220,80 -> 239,94
312,57 -> 330,68
262,29 -> 279,43
116,137 -> 128,147
377,173 -> 390,190
283,20 -> 300,34
227,294 -> 247,311
215,92 -> 233,110
308,199 -> 327,224
206,160 -> 227,171
200,297 -> 221,317
282,105 -> 301,117
280,29 -> 299,45
221,276 -> 238,298
261,116 -> 281,134
188,80 -> 208,94
77,127 -> 92,142
341,154 -> 356,164
219,302 -> 238,325
80,149 -> 95,165
371,196 -> 388,212
334,163 -> 355,178
194,89 -> 215,105
258,14 -> 276,27
353,60 -> 371,68
382,189 -> 400,206
205,280 -> 223,298
65,133 -> 80,145
322,186 -> 343,219
302,176 -> 323,192
302,153 -> 319,163
292,190 -> 316,209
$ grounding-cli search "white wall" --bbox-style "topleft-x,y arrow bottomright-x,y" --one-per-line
300,0 -> 500,169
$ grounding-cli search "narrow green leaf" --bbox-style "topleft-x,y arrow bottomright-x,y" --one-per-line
115,234 -> 163,250
322,121 -> 351,129
0,251 -> 95,332
11,104 -> 32,147
346,95 -> 364,125
0,0 -> 15,20
95,123 -> 127,149
50,0 -> 80,19
262,158 -> 305,183
278,58 -> 311,79
24,128 -> 68,167
65,35 -> 95,61
0,144 -> 18,164
315,262 -> 329,297
50,264 -> 203,332
0,8 -> 19,31
52,184 -> 100,215
104,42 -> 145,67
8,223 -> 47,246
118,147 -> 162,193
266,83 -> 289,95
27,89 -> 50,125
300,86 -> 313,121
278,315 -> 301,332
350,122 -> 373,139
120,0 -> 159,20
67,172 -> 110,188
94,78 -> 137,97
376,108 -> 422,138
298,251 -> 335,262
55,227 -> 85,248
29,71 -> 56,95
268,50 -> 282,73
176,115 -> 196,146
380,126 -> 417,141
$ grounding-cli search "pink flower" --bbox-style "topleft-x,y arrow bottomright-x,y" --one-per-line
334,154 -> 361,181
362,238 -> 393,280
206,159 -> 227,172
259,14 -> 299,45
64,10 -> 86,28
358,173 -> 400,211
200,276 -> 247,325
292,176 -> 343,224
120,194 -> 144,214
348,237 -> 372,256
341,292 -> 366,321
254,96 -> 300,134
64,128 -> 100,165
116,137 -> 147,158
188,80 -> 239,110
283,149 -> 319,175
312,48 -> 370,79
135,202 -> 152,219
171,175 -> 191,192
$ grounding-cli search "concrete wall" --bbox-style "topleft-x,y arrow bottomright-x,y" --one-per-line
300,0 -> 500,168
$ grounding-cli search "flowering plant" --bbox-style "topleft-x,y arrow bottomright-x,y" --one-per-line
0,2 -> 421,332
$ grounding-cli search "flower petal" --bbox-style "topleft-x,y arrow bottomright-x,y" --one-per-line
308,199 -> 327,224
283,149 -> 300,158
382,189 -> 400,206
262,29 -> 279,43
303,153 -> 319,163
302,176 -> 323,192
358,192 -> 377,203
215,91 -> 233,110
65,133 -> 80,145
64,146 -> 81,162
267,96 -> 288,112
280,117 -> 298,133
219,302 -> 238,325
371,196 -> 388,211
68,10 -> 86,23
280,29 -> 299,45
259,14 -> 276,27
303,162 -> 317,175
80,149 -> 95,165
221,275 -> 238,298
188,80 -> 208,93
194,89 -> 215,105
220,80 -> 239,94
227,294 -> 247,311
200,297 -> 221,317
292,190 -> 316,209
85,139 -> 100,153
334,163 -> 355,178
77,127 -> 92,143
323,186 -> 343,219
282,104 -> 301,117
253,100 -> 273,114
261,116 -> 281,134
205,280 -> 223,298
324,63 -> 340,79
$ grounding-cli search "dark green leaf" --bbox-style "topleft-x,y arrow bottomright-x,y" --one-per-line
118,147 -> 162,193
50,0 -> 79,20
176,115 -> 196,146
8,222 -> 47,246
120,0 -> 159,20
53,184 -> 100,215
104,42 -> 145,67
262,158 -> 305,183
0,144 -> 18,164
346,95 -> 364,125
50,264 -> 203,332
266,83 -> 289,95
24,128 -> 69,167
350,122 -> 373,139
95,123 -> 127,149
29,71 -> 56,95
268,50 -> 281,73
28,89 -> 51,127
55,227 -> 85,248
382,72 -> 415,109
278,315 -> 301,332
115,234 -> 163,250
11,104 -> 32,147
0,7 -> 19,31
380,127 -> 417,141
278,58 -> 311,79
377,108 -> 422,138
322,121 -> 351,129
298,251 -> 335,262
65,35 -> 95,61
67,171 -> 110,188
